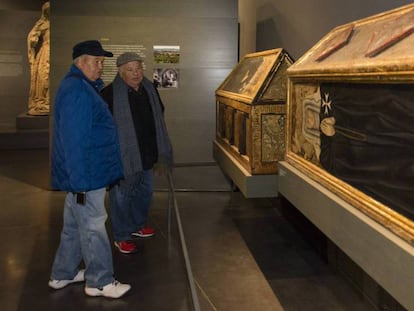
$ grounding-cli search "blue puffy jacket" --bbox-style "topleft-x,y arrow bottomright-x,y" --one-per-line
51,65 -> 123,192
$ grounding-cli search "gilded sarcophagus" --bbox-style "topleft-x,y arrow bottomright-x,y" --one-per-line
286,4 -> 414,244
214,48 -> 293,175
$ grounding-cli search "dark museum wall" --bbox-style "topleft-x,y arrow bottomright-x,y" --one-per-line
50,0 -> 238,164
256,0 -> 414,60
0,0 -> 413,161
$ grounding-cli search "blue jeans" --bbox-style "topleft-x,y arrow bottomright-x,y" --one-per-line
50,188 -> 114,288
109,170 -> 153,241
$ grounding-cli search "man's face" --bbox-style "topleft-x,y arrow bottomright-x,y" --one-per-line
119,61 -> 144,90
77,55 -> 105,81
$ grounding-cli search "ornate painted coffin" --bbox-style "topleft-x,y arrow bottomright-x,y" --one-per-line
214,48 -> 293,176
286,4 -> 414,244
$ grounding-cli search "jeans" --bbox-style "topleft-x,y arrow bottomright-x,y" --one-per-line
50,188 -> 114,288
109,169 -> 153,241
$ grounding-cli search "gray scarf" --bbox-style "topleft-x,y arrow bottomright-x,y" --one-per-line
113,74 -> 172,177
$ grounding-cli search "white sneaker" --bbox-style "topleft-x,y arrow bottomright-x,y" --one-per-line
48,269 -> 85,290
85,280 -> 131,298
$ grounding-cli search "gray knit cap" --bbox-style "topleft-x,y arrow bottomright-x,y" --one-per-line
116,52 -> 142,67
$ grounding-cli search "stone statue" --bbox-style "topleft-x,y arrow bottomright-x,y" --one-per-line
27,1 -> 50,116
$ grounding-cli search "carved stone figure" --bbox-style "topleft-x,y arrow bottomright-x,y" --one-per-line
27,1 -> 50,116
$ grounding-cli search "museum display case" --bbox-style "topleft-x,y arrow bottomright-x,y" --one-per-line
285,3 -> 414,244
213,48 -> 293,197
214,48 -> 293,175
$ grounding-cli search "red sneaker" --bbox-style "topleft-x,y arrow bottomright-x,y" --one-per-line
131,227 -> 155,238
114,241 -> 137,254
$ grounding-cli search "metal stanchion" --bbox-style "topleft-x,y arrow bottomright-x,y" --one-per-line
167,170 -> 201,311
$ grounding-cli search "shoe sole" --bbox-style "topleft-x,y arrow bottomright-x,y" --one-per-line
114,242 -> 137,254
131,232 -> 155,238
49,279 -> 83,290
85,286 -> 131,298
48,270 -> 85,289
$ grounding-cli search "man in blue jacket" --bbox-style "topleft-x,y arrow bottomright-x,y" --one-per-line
48,40 -> 130,298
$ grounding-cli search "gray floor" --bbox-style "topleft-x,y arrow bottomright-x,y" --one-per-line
0,149 -> 376,311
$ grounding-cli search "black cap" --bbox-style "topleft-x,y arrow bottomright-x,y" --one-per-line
72,40 -> 113,59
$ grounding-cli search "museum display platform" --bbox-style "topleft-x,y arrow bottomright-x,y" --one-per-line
0,112 -> 48,149
213,140 -> 278,198
278,161 -> 414,310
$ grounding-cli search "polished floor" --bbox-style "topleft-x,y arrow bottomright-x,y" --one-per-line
0,149 -> 377,311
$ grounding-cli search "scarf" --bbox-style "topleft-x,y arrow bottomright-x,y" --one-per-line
113,74 -> 172,177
